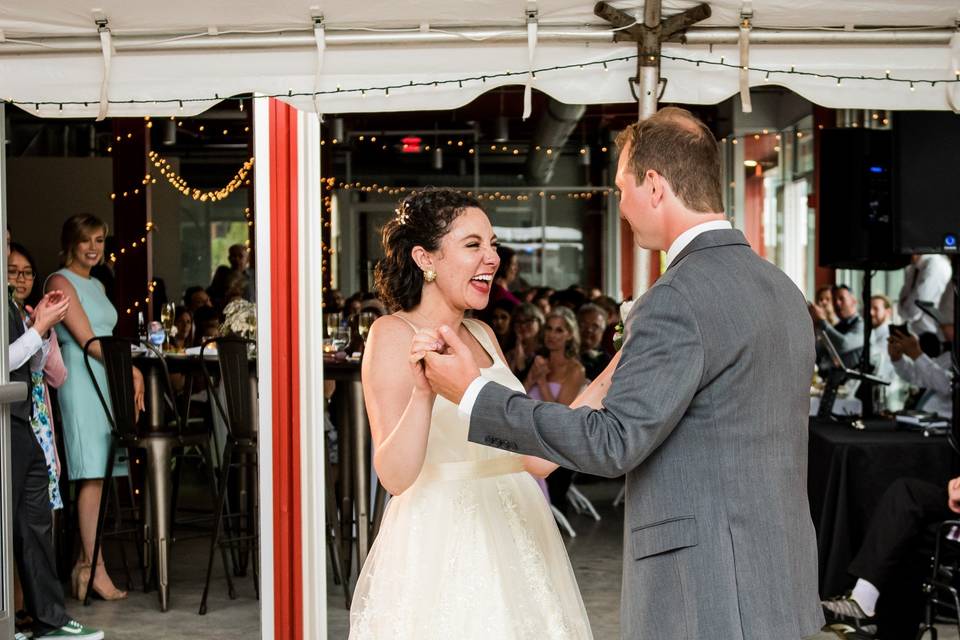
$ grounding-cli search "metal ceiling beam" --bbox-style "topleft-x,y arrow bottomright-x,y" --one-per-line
0,27 -> 953,56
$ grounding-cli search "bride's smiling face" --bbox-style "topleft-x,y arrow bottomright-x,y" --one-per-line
423,207 -> 500,311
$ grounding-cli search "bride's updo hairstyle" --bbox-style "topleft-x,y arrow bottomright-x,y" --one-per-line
375,187 -> 483,312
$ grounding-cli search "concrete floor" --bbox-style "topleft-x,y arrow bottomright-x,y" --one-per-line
59,479 -> 960,639
326,480 -> 960,640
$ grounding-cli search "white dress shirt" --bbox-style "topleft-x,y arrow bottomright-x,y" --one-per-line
459,219 -> 734,419
892,351 -> 953,418
898,255 -> 953,337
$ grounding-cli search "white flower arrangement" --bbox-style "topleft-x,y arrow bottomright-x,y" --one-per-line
221,298 -> 257,341
613,299 -> 636,352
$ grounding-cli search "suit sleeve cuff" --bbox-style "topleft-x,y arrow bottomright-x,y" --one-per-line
458,376 -> 489,420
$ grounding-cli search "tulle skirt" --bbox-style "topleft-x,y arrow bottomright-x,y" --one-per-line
349,458 -> 593,639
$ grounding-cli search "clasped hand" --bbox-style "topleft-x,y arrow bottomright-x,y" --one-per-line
408,325 -> 481,403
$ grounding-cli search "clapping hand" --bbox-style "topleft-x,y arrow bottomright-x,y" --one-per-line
527,355 -> 549,385
948,477 -> 960,514
27,290 -> 70,337
888,331 -> 921,361
807,302 -> 826,325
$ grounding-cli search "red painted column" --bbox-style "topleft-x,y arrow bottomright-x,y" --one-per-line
269,99 -> 303,640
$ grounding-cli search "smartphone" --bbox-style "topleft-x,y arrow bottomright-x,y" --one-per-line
889,323 -> 910,337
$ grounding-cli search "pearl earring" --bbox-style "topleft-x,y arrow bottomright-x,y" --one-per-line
423,269 -> 437,283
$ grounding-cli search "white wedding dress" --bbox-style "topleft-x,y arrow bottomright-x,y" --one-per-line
349,319 -> 593,639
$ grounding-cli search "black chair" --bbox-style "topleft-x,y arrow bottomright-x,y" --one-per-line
917,520 -> 960,639
84,336 -> 219,611
198,335 -> 260,615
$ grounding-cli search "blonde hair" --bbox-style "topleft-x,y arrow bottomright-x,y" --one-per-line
61,214 -> 108,267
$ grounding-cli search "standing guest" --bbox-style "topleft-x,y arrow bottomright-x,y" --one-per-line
6,230 -> 104,640
488,299 -> 515,352
46,214 -> 144,602
183,285 -> 213,313
898,254 -> 952,337
208,243 -> 252,308
505,302 -> 544,381
577,303 -> 611,381
814,285 -> 839,327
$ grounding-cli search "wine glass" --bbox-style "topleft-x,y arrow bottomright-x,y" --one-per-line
160,302 -> 176,350
332,326 -> 350,353
358,311 -> 376,342
325,312 -> 342,339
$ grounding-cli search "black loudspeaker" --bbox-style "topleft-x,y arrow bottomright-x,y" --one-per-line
894,112 -> 960,255
818,128 -> 909,269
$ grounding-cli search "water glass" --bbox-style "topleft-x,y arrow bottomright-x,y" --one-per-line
325,312 -> 342,339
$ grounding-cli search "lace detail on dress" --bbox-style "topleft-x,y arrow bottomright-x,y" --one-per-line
496,480 -> 575,639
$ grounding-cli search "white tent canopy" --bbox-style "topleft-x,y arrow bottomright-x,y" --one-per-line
0,1 -> 958,117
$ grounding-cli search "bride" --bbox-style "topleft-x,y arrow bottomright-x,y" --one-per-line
349,188 -> 602,639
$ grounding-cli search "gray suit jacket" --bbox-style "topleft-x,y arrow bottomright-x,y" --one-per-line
469,229 -> 824,639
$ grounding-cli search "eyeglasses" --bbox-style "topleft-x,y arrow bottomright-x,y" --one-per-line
7,268 -> 35,281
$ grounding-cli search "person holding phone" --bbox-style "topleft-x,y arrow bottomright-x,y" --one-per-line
888,289 -> 954,417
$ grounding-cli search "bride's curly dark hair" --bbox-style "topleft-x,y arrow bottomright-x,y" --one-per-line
375,188 -> 484,312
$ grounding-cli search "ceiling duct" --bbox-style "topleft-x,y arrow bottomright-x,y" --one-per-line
524,97 -> 585,185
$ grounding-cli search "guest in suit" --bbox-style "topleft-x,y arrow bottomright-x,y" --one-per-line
869,294 -> 906,411
47,214 -> 144,602
822,476 -> 960,637
422,106 -> 823,638
812,284 -> 864,370
577,302 -> 611,381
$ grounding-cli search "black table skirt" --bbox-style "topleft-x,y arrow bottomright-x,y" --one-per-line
807,418 -> 956,596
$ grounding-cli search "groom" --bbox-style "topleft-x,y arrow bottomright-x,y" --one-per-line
423,107 -> 824,638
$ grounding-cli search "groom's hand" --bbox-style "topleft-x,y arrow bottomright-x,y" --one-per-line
422,325 -> 481,404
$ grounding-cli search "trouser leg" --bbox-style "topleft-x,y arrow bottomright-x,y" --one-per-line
11,420 -> 70,636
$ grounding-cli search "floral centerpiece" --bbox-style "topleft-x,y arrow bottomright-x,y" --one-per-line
612,299 -> 636,352
221,298 -> 257,343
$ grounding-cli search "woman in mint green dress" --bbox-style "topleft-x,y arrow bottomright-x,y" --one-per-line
47,214 -> 145,602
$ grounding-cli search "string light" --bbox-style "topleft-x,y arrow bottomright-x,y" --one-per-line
6,53 -> 954,111
148,151 -> 253,202
123,280 -> 158,316
109,222 -> 156,264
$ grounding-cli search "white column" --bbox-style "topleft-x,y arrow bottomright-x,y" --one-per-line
297,111 -> 328,640
252,94 -> 275,640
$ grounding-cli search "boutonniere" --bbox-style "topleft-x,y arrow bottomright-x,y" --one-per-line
613,299 -> 636,352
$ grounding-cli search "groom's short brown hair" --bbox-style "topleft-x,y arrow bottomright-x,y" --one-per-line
615,107 -> 724,214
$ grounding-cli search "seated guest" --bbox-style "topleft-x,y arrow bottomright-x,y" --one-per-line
524,307 -> 585,510
530,287 -> 553,316
183,285 -> 213,313
888,290 -> 954,418
505,303 -> 544,381
172,306 -> 193,351
488,299 -> 515,352
811,284 -> 864,370
594,295 -> 621,356
822,475 -> 960,637
550,287 -> 587,313
488,245 -> 521,308
869,294 -> 906,411
577,302 -> 611,381
193,305 -> 221,346
814,284 -> 839,327
524,307 -> 585,403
